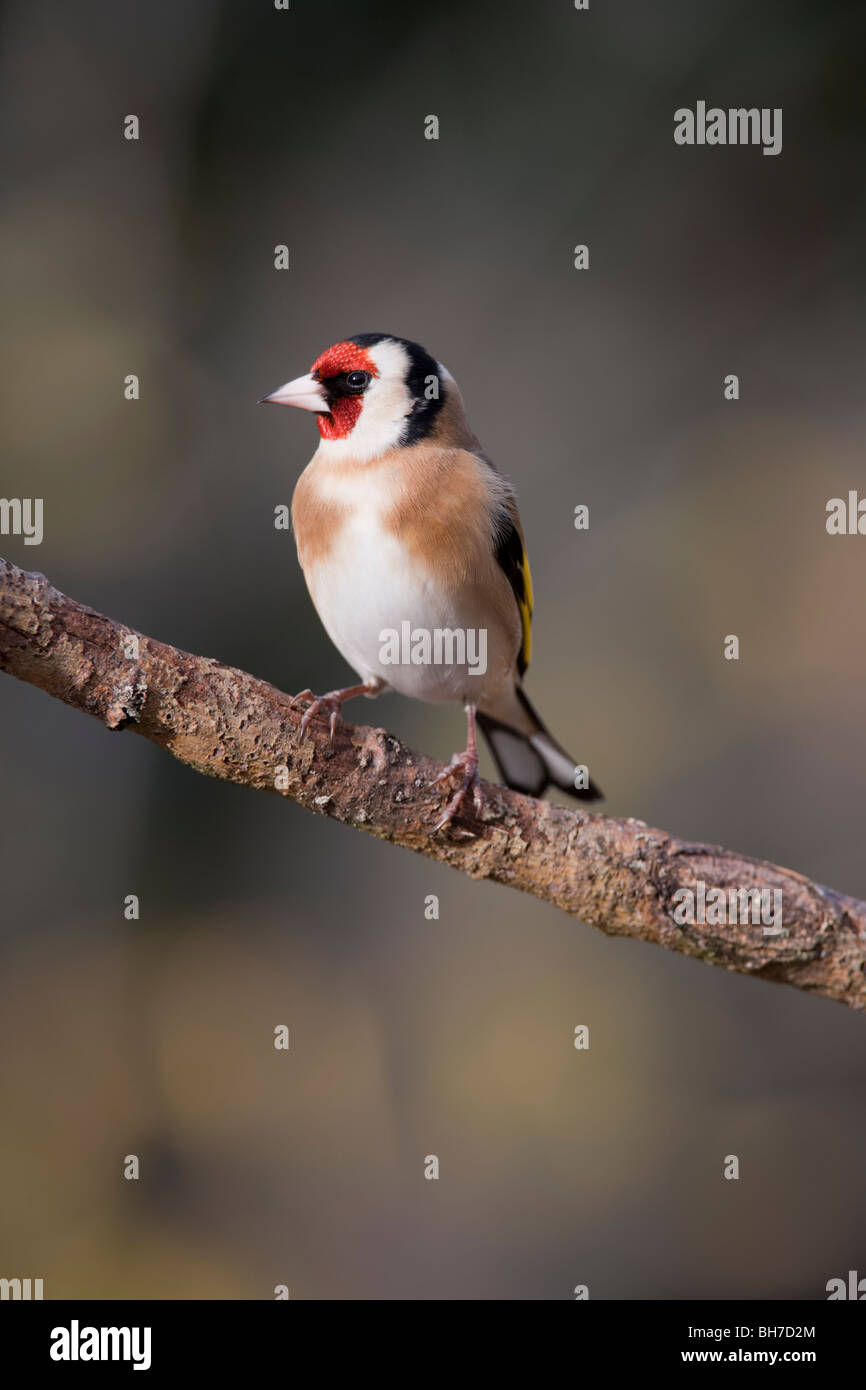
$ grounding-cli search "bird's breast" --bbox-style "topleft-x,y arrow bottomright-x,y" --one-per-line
291,452 -> 519,702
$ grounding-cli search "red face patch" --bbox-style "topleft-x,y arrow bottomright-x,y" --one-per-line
310,340 -> 376,379
310,340 -> 378,440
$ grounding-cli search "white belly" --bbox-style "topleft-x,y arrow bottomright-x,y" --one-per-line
301,514 -> 513,705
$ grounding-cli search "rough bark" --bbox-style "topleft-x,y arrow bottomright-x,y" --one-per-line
1,556 -> 864,1011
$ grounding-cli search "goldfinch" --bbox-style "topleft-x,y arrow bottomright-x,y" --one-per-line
259,333 -> 602,829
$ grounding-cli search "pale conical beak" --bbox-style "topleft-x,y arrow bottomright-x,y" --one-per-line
258,372 -> 328,412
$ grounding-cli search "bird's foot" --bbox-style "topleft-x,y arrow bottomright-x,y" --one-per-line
291,688 -> 349,741
291,680 -> 382,740
292,679 -> 383,741
434,748 -> 483,831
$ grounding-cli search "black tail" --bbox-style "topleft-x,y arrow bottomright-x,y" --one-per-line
477,689 -> 603,802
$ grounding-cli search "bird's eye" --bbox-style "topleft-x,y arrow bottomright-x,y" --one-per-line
345,370 -> 370,391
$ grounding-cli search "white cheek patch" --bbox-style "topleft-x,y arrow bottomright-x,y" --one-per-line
319,339 -> 415,463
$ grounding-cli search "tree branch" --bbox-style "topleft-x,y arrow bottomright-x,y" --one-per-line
1,555 -> 864,1011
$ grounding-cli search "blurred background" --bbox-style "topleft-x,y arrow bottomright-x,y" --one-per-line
1,0 -> 865,1299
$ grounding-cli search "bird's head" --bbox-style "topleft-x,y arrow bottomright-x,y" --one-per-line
259,333 -> 449,460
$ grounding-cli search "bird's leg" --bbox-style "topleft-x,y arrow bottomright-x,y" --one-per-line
434,702 -> 483,831
292,677 -> 384,741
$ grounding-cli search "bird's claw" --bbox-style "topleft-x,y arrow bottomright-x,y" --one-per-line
293,689 -> 345,742
434,750 -> 483,831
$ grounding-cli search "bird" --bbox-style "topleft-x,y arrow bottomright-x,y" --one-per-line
259,333 -> 602,830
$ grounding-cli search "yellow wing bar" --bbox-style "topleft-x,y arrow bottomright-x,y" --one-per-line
518,546 -> 534,673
